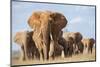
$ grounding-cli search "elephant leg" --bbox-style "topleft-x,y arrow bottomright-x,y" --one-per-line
30,48 -> 33,60
21,45 -> 25,61
27,50 -> 30,59
42,45 -> 47,60
23,44 -> 28,61
90,45 -> 93,54
52,36 -> 59,59
74,44 -> 79,54
39,42 -> 44,60
44,45 -> 50,60
88,47 -> 90,53
64,47 -> 68,57
88,48 -> 90,53
27,47 -> 31,60
88,47 -> 92,54
36,46 -> 44,61
68,48 -> 70,57
90,48 -> 92,54
39,49 -> 44,61
35,49 -> 40,60
30,50 -> 33,60
69,46 -> 73,57
73,44 -> 76,54
42,39 -> 50,60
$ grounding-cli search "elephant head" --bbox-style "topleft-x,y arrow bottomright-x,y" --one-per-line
28,11 -> 68,60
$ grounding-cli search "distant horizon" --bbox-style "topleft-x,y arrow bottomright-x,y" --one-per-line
12,1 -> 96,51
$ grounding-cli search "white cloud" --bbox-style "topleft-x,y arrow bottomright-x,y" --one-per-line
70,16 -> 82,24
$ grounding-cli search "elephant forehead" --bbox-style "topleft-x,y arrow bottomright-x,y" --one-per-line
40,13 -> 51,20
31,14 -> 40,20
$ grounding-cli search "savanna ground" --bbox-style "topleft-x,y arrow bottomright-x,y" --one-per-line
11,48 -> 96,66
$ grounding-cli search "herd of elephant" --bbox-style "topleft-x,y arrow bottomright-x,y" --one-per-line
14,11 -> 95,61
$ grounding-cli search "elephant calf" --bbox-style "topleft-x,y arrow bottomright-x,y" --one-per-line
58,36 -> 74,57
14,31 -> 39,61
49,40 -> 64,60
82,38 -> 95,54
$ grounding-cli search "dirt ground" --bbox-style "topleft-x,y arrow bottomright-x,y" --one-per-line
11,48 -> 96,66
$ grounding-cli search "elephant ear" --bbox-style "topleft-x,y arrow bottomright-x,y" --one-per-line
50,12 -> 67,29
39,12 -> 53,23
28,12 -> 41,29
50,12 -> 66,21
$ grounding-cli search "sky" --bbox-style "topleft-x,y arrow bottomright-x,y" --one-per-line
12,1 -> 96,51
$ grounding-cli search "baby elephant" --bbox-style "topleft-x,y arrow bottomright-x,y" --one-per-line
49,40 -> 64,60
82,38 -> 95,54
59,36 -> 74,57
14,31 -> 39,61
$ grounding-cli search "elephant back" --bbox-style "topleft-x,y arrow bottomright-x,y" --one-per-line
63,32 -> 82,43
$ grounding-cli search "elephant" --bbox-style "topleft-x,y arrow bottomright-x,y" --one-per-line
81,38 -> 95,54
56,31 -> 74,57
14,31 -> 40,61
63,32 -> 83,54
49,40 -> 64,60
58,36 -> 74,57
77,41 -> 84,54
28,11 -> 67,60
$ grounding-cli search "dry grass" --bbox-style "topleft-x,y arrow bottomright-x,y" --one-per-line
11,48 -> 96,66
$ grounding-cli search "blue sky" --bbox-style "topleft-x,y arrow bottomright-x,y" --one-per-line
12,1 -> 96,51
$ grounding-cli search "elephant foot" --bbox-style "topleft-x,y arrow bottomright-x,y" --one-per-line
22,57 -> 26,61
40,57 -> 44,61
49,56 -> 54,61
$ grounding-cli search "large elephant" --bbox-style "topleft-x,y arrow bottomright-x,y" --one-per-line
63,32 -> 83,54
82,38 -> 95,54
14,31 -> 39,61
28,11 -> 67,60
